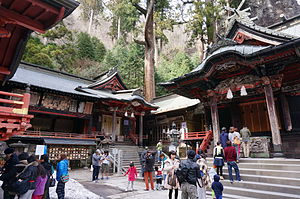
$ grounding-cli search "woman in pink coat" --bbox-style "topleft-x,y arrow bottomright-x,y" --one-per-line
124,161 -> 137,191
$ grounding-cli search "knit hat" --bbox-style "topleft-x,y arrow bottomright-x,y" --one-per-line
187,150 -> 196,159
4,147 -> 14,155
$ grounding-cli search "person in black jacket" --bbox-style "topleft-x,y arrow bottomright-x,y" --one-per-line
0,148 -> 19,199
211,175 -> 223,199
40,154 -> 53,199
143,150 -> 155,191
180,150 -> 201,199
16,153 -> 38,199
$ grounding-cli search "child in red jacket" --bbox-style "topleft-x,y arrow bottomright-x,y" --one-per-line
124,161 -> 138,191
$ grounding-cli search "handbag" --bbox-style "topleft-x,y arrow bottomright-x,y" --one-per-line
61,174 -> 69,183
167,173 -> 177,187
234,136 -> 241,145
49,176 -> 56,187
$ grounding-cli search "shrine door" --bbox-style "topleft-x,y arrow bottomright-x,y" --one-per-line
102,115 -> 121,136
239,101 -> 281,133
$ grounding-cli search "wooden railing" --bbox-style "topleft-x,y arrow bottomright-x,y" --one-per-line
0,91 -> 33,140
22,130 -> 98,140
0,91 -> 30,115
199,130 -> 213,152
183,131 -> 207,140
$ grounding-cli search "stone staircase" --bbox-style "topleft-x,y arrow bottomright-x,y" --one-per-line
206,157 -> 300,199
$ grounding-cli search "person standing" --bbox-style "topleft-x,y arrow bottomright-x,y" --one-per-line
180,150 -> 201,199
92,149 -> 102,182
0,148 -> 19,199
32,164 -> 48,199
101,150 -> 112,180
196,153 -> 211,199
40,154 -> 53,199
213,142 -> 225,180
164,151 -> 180,199
143,150 -> 155,191
220,127 -> 229,149
211,175 -> 223,199
240,126 -> 251,158
224,141 -> 241,183
228,127 -> 241,162
124,161 -> 137,191
156,140 -> 163,162
56,154 -> 69,199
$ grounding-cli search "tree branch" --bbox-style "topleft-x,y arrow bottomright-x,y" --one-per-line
133,3 -> 147,16
133,38 -> 146,45
144,0 -> 155,47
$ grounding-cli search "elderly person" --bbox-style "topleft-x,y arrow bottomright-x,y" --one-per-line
92,149 -> 102,182
164,151 -> 180,199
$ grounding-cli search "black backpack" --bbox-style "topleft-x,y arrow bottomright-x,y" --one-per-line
8,166 -> 31,195
175,166 -> 189,184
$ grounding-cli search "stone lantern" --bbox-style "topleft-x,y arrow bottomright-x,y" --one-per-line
9,141 -> 29,154
166,122 -> 180,152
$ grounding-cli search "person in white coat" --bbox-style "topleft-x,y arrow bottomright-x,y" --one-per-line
164,151 -> 180,199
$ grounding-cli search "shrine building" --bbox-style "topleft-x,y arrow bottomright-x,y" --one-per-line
161,14 -> 300,158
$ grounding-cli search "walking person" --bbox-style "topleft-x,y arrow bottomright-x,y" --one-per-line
159,153 -> 167,187
124,161 -> 137,191
92,149 -> 102,182
220,127 -> 229,149
211,175 -> 223,199
100,150 -> 112,180
240,126 -> 251,158
224,141 -> 241,183
164,151 -> 180,199
56,154 -> 69,199
213,142 -> 225,180
196,153 -> 211,199
179,150 -> 202,199
40,154 -> 53,199
0,148 -> 19,199
32,164 -> 48,199
143,150 -> 155,191
228,127 -> 241,162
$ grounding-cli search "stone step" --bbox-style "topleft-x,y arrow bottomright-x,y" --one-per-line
206,158 -> 300,165
207,162 -> 300,171
223,186 -> 300,199
221,173 -> 300,186
220,179 -> 300,195
206,191 -> 260,199
219,168 -> 300,178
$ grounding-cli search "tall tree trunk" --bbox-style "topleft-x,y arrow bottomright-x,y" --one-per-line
88,9 -> 94,34
196,37 -> 205,62
144,0 -> 155,102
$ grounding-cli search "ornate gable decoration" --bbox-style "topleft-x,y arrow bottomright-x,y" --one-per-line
87,68 -> 127,91
225,1 -> 296,46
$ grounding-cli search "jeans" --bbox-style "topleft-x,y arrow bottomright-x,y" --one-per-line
181,182 -> 198,199
233,144 -> 239,160
216,195 -> 222,199
92,165 -> 100,181
56,181 -> 66,199
144,171 -> 154,190
242,141 -> 250,158
227,161 -> 241,182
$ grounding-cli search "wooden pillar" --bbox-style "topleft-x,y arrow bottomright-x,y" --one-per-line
139,113 -> 144,146
264,83 -> 283,156
112,107 -> 117,142
210,97 -> 220,146
280,93 -> 292,131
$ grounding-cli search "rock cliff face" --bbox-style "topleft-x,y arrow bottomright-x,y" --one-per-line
245,0 -> 300,27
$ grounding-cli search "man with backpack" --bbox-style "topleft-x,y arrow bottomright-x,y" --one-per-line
176,150 -> 202,199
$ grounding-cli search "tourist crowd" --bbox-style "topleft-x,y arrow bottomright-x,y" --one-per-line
0,148 -> 68,199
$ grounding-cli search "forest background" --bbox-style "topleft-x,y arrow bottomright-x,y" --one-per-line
22,0 -> 300,98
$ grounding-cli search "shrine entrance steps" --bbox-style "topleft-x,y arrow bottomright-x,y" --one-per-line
110,143 -> 144,173
206,158 -> 300,199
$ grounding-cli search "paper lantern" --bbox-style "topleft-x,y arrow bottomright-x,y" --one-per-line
226,88 -> 233,99
240,86 -> 247,96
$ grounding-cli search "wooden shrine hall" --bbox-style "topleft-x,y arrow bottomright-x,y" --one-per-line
161,12 -> 300,158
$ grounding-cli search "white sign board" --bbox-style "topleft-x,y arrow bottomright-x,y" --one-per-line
112,148 -> 118,155
35,145 -> 46,155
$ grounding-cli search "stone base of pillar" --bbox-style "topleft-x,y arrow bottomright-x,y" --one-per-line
273,144 -> 285,157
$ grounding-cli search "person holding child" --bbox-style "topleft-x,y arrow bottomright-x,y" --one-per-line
164,151 -> 180,199
124,161 -> 137,191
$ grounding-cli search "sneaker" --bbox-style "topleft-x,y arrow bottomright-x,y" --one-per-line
238,180 -> 243,183
220,176 -> 224,180
101,177 -> 104,180
106,177 -> 109,180
125,189 -> 128,192
230,180 -> 234,184
144,189 -> 149,191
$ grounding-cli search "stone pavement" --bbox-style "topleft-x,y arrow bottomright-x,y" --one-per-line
69,169 -> 185,199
